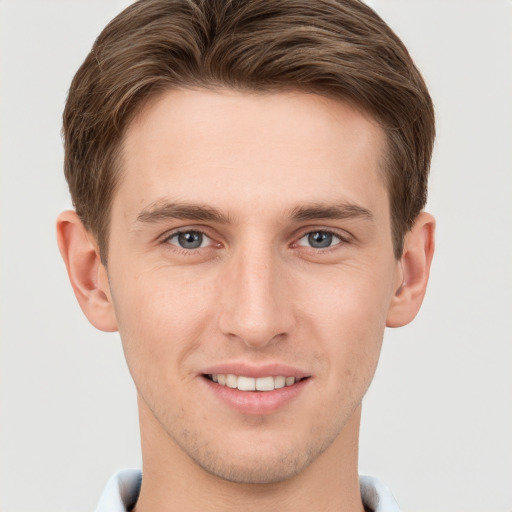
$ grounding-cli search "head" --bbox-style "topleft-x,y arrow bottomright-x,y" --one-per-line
63,0 -> 434,263
58,0 -> 435,490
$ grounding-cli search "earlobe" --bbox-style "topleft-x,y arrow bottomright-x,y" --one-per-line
56,211 -> 118,332
386,212 -> 435,328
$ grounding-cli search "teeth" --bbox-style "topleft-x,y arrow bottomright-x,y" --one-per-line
255,376 -> 274,391
238,376 -> 256,391
226,374 -> 237,389
274,376 -> 286,389
208,374 -> 298,391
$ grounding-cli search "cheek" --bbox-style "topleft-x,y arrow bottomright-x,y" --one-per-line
299,264 -> 393,379
109,266 -> 217,380
300,260 -> 393,330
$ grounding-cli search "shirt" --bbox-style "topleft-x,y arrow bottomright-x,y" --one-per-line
94,469 -> 400,512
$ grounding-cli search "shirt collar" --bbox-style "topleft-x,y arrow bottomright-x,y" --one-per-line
95,469 -> 400,512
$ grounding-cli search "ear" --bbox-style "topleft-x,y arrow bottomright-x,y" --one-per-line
386,212 -> 435,328
56,210 -> 118,332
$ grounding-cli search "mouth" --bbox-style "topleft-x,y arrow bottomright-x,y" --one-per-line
201,368 -> 311,414
203,374 -> 309,392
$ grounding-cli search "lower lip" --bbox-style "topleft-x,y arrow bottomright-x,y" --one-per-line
201,376 -> 310,415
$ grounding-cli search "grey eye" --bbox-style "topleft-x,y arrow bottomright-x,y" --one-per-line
297,231 -> 341,249
169,231 -> 209,249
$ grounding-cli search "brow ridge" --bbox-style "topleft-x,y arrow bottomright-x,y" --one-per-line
290,203 -> 374,222
134,199 -> 373,227
136,201 -> 230,224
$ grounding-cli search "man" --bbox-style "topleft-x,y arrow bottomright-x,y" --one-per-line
57,0 -> 435,510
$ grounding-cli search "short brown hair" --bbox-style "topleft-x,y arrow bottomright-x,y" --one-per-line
63,0 -> 435,261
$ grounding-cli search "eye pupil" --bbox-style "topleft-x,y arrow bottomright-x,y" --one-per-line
308,231 -> 332,248
178,231 -> 203,249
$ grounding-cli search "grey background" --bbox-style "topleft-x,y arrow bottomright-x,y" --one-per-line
1,1 -> 511,510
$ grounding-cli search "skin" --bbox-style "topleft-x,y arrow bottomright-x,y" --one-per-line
57,89 -> 435,512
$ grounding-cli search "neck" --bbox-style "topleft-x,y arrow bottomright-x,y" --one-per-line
134,397 -> 365,512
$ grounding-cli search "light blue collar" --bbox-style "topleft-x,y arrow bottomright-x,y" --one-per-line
95,469 -> 400,512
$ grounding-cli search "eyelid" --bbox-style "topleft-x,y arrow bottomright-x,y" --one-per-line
156,225 -> 353,251
297,231 -> 340,249
158,225 -> 222,250
158,224 -> 215,242
293,227 -> 353,246
167,230 -> 213,248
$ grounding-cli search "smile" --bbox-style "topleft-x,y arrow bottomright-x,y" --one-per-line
206,374 -> 301,391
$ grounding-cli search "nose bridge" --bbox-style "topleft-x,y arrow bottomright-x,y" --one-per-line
218,236 -> 293,347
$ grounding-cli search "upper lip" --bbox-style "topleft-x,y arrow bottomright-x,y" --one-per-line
201,362 -> 310,379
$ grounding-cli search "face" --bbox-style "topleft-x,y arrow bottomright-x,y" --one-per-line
105,89 -> 401,483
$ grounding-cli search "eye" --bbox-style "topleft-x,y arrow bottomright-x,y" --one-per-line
167,230 -> 211,249
297,230 -> 343,249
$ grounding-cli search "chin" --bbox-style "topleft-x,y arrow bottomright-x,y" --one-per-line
196,450 -> 311,485
180,426 -> 338,485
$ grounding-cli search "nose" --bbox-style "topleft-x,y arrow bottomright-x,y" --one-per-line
217,243 -> 295,349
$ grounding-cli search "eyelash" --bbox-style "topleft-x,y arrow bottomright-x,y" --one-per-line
162,229 -> 216,255
161,227 -> 351,253
294,229 -> 349,250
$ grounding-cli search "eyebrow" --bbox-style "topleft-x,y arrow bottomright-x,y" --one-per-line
290,203 -> 374,223
134,199 -> 373,226
135,201 -> 230,224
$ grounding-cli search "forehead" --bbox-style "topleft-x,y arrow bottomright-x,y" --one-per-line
115,88 -> 388,222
